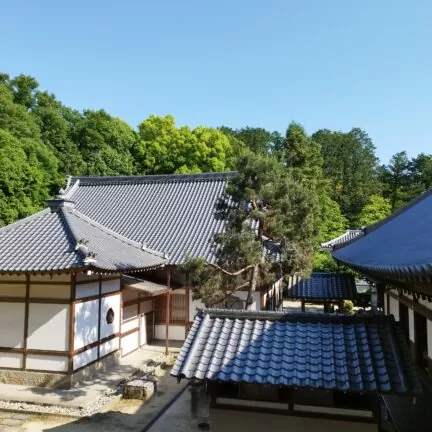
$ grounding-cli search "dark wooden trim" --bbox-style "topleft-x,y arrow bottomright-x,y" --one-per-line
122,298 -> 141,308
74,290 -> 120,304
121,327 -> 140,338
29,298 -> 71,304
75,276 -> 120,285
0,280 -> 27,285
29,281 -> 71,286
0,347 -> 69,356
138,292 -> 142,346
73,332 -> 120,356
388,290 -> 432,321
0,296 -> 26,303
185,285 -> 190,327
210,402 -> 376,424
22,275 -> 30,370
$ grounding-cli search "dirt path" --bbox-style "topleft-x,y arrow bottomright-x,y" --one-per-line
19,371 -> 188,432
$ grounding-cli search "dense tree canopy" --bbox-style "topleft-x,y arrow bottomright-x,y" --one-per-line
1,71 -> 431,277
183,153 -> 317,307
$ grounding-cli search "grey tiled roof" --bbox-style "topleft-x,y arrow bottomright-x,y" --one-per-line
320,230 -> 364,251
172,309 -> 421,395
66,172 -> 236,264
0,205 -> 166,273
285,272 -> 357,301
332,189 -> 432,281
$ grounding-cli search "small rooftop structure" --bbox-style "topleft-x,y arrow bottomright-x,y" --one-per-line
172,309 -> 421,395
285,272 -> 357,302
321,230 -> 364,251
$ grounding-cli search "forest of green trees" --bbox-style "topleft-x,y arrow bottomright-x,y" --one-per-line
1,73 -> 431,270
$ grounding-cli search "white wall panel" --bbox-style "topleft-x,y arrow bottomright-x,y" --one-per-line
409,308 -> 415,342
122,317 -> 139,334
74,299 -> 99,350
427,320 -> 432,359
121,331 -> 139,356
27,304 -> 69,351
140,315 -> 147,346
389,296 -> 400,321
155,324 -> 185,341
31,274 -> 70,283
102,278 -> 120,294
0,303 -> 25,348
26,354 -> 68,372
100,336 -> 119,357
190,293 -> 205,322
73,346 -> 98,370
0,352 -> 23,369
100,294 -> 121,339
75,282 -> 99,299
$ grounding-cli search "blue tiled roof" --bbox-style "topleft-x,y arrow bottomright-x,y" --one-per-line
285,272 -> 357,301
172,310 -> 421,395
332,189 -> 432,280
66,172 -> 235,264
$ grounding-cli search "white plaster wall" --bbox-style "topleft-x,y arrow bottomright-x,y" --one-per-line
123,304 -> 138,321
155,324 -> 185,340
102,278 -> 120,294
100,294 -> 121,339
74,299 -> 99,350
30,284 -> 71,299
121,331 -> 139,356
26,354 -> 68,372
409,308 -> 415,342
0,303 -> 25,348
73,347 -> 98,370
122,317 -> 139,334
140,315 -> 147,346
140,300 -> 153,314
27,304 -> 69,351
428,319 -> 432,359
100,336 -> 119,357
0,285 -> 26,297
231,291 -> 260,311
75,282 -> 99,299
190,294 -> 205,322
0,352 -> 23,369
389,296 -> 400,321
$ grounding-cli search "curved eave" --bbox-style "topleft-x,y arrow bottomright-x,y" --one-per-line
333,256 -> 432,283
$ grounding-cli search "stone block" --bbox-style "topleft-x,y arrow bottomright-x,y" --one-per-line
124,378 -> 155,400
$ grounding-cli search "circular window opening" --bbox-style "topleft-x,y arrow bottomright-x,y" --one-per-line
106,308 -> 115,324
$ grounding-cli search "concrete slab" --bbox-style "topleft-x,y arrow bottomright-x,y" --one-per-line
0,346 -> 179,409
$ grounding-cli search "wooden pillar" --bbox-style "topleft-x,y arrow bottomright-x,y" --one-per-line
301,300 -> 305,312
185,284 -> 190,334
190,380 -> 199,419
97,274 -> 102,359
165,270 -> 171,355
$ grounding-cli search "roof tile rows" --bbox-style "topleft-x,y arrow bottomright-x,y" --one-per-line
172,310 -> 421,395
67,172 -> 235,264
285,272 -> 357,301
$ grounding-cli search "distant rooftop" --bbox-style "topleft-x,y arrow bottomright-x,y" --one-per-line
65,172 -> 235,265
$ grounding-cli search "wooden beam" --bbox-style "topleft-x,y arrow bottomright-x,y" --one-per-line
68,273 -> 76,374
165,270 -> 171,355
97,274 -> 102,359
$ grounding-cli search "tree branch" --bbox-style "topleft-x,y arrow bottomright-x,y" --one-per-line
209,282 -> 250,308
207,262 -> 255,276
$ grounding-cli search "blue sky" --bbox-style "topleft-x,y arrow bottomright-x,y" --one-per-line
1,1 -> 431,163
